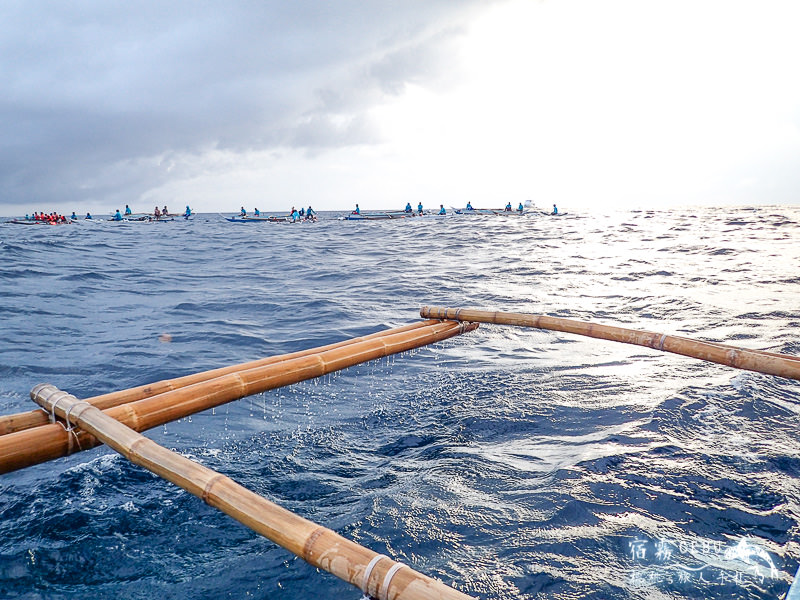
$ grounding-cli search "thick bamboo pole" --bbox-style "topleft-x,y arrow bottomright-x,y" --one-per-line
31,384 -> 475,600
421,306 -> 800,381
0,321 -> 437,436
1,320 -> 477,475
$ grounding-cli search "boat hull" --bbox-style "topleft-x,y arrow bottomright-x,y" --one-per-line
453,208 -> 523,215
225,216 -> 290,223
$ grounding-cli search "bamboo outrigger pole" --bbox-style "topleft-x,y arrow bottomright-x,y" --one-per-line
0,320 -> 440,436
421,306 -> 800,381
1,320 -> 477,475
31,384 -> 475,600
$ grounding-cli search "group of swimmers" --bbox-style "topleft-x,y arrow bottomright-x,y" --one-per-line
239,206 -> 317,222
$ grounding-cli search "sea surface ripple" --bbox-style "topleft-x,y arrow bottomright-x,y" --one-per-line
0,206 -> 798,599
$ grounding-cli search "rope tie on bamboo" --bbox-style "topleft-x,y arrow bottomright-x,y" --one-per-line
380,562 -> 408,599
39,387 -> 89,454
59,402 -> 85,452
62,402 -> 80,431
657,334 -> 668,351
360,553 -> 389,599
48,392 -> 70,425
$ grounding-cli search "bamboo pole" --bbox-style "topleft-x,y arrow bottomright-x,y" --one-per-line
421,306 -> 800,381
31,384 -> 475,600
1,320 -> 477,475
0,320 -> 438,436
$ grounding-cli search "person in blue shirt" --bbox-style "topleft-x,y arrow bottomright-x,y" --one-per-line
438,204 -> 446,215
517,202 -> 524,213
552,204 -> 558,215
404,202 -> 412,213
505,202 -> 512,211
291,207 -> 300,222
125,204 -> 132,215
113,209 -> 123,221
299,207 -> 305,216
417,202 -> 423,215
254,208 -> 260,216
85,212 -> 92,219
70,212 -> 77,220
240,206 -> 247,216
184,205 -> 192,217
466,201 -> 473,210
353,204 -> 360,215
305,206 -> 316,221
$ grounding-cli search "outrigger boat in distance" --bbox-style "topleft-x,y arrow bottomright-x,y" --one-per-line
225,216 -> 287,223
338,211 -> 413,220
107,216 -> 183,222
452,207 -> 523,215
4,219 -> 74,225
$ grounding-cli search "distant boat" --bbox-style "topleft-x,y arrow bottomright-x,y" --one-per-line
452,207 -> 522,216
107,216 -> 181,222
4,219 -> 73,225
339,211 -> 412,221
224,215 -> 290,223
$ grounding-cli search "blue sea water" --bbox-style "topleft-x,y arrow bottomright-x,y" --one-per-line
0,206 -> 798,600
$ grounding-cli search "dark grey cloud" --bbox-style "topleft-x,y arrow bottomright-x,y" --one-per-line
0,0 -> 493,210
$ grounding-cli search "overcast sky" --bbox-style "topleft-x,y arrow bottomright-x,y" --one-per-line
1,0 -> 799,216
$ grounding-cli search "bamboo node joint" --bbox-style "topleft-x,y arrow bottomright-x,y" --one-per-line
201,473 -> 226,504
302,525 -> 327,561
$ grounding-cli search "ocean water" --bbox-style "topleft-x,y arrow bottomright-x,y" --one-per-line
0,206 -> 798,600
